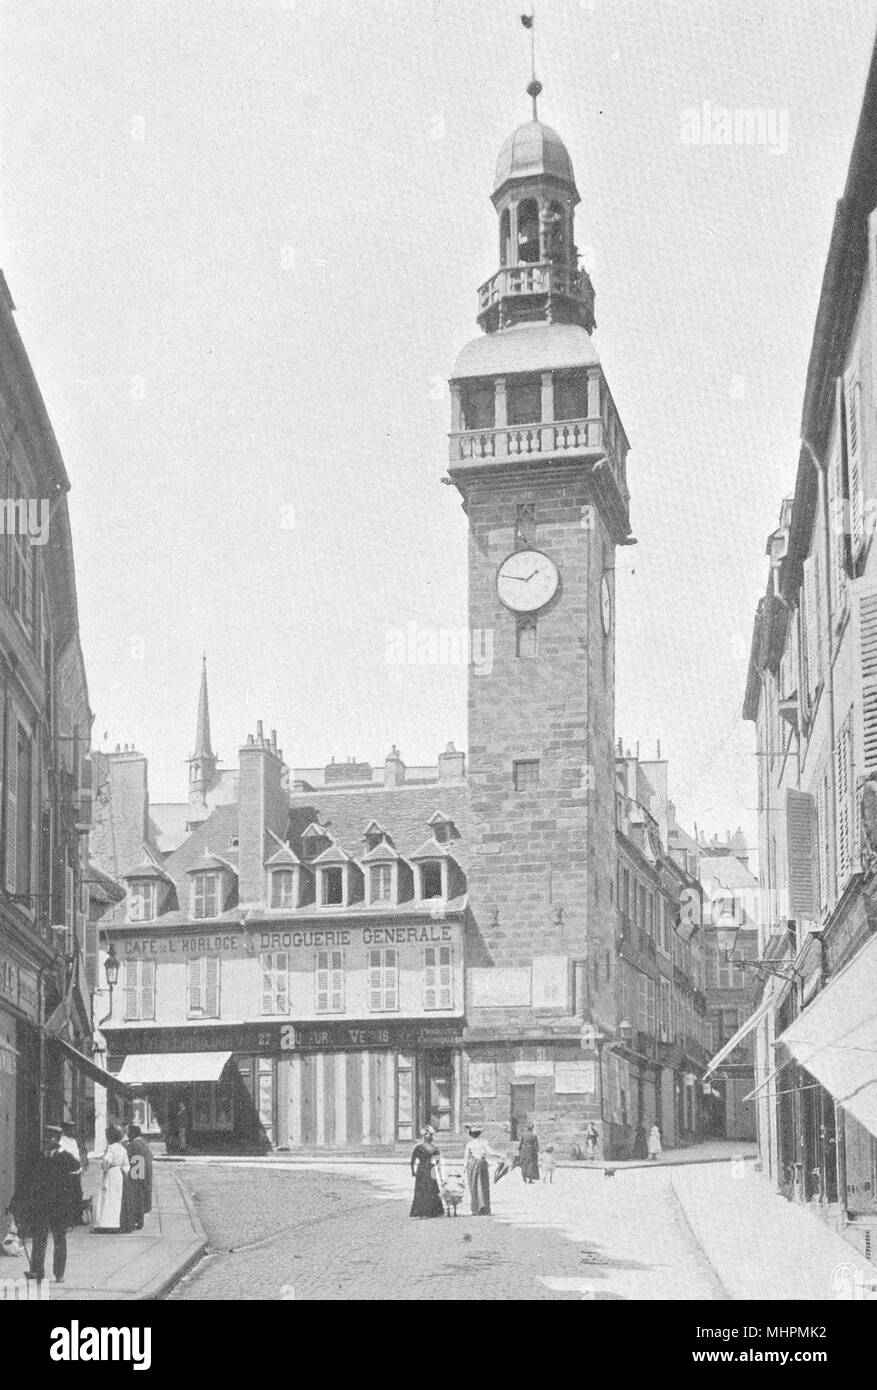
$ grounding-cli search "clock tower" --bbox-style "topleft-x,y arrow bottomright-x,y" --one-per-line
449,88 -> 634,1151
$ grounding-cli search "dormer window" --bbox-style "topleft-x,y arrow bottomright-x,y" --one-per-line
301,823 -> 331,861
370,864 -> 393,903
420,862 -> 444,901
271,870 -> 295,909
193,872 -> 221,920
128,880 -> 158,923
363,821 -> 388,854
322,867 -> 344,906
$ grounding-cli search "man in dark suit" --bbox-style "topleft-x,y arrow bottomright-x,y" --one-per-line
10,1123 -> 82,1284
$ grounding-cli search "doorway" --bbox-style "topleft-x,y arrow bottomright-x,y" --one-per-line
424,1049 -> 454,1132
510,1083 -> 535,1142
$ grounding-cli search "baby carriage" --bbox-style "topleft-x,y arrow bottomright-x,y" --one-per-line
439,1168 -> 465,1217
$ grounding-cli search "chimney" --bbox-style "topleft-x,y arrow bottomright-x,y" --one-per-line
238,722 -> 289,904
438,741 -> 465,782
88,747 -> 149,879
384,745 -> 406,788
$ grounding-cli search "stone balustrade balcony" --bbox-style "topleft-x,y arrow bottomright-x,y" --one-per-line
477,260 -> 596,332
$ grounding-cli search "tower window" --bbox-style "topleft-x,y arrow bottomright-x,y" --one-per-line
516,615 -> 537,659
514,502 -> 536,547
513,759 -> 540,791
461,382 -> 495,431
507,378 -> 542,426
555,373 -> 589,421
517,198 -> 540,263
499,208 -> 511,267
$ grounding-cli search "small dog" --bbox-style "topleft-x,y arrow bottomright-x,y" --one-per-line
603,1166 -> 617,1179
542,1145 -> 556,1183
440,1171 -> 464,1217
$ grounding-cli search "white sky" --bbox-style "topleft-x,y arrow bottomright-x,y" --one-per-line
2,0 -> 876,852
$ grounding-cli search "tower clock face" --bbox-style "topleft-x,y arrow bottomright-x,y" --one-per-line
601,574 -> 612,635
496,549 -> 559,613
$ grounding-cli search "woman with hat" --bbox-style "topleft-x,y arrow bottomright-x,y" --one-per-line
409,1125 -> 445,1218
464,1124 -> 500,1216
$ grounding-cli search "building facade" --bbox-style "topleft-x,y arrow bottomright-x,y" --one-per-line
743,39 -> 877,1258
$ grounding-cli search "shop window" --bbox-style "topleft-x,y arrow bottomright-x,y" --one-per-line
316,949 -> 344,1012
192,1081 -> 234,1132
192,872 -> 221,920
516,198 -> 540,263
368,948 -> 398,1011
260,951 -> 289,1015
507,378 -> 542,426
321,867 -> 344,906
423,946 -> 453,1010
128,880 -> 158,923
461,382 -> 495,431
123,959 -> 156,1022
187,956 -> 220,1018
270,870 -> 295,909
420,862 -> 443,900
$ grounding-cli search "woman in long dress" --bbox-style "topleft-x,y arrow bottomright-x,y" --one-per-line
464,1125 -> 498,1215
518,1123 -> 540,1183
409,1126 -> 445,1218
92,1126 -> 132,1233
647,1124 -> 663,1161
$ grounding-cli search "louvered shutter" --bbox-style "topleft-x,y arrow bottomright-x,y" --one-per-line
188,957 -> 203,1013
856,582 -> 877,778
368,949 -> 382,1010
141,960 -> 155,1019
828,442 -> 849,622
816,773 -> 830,911
5,711 -> 18,893
803,555 -> 819,704
438,947 -> 452,1008
330,950 -> 343,1011
385,949 -> 398,1009
835,717 -> 852,888
423,948 -> 437,1009
261,953 -> 275,1014
316,950 -> 329,1011
785,789 -> 817,920
205,956 -> 220,1017
124,960 -> 139,1020
845,366 -> 865,561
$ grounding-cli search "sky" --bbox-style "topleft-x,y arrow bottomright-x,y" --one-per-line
2,0 -> 876,853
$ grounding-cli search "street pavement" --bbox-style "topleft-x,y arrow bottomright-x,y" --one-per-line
168,1146 -> 877,1301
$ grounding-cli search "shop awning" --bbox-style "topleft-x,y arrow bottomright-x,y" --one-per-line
117,1051 -> 232,1086
703,993 -> 774,1080
54,1037 -> 134,1098
776,932 -> 877,1139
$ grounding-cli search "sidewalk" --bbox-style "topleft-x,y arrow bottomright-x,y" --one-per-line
1,1160 -> 206,1301
669,1161 -> 877,1300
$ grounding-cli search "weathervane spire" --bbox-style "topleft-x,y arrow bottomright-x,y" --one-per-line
521,9 -> 542,120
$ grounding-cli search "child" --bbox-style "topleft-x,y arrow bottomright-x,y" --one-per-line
542,1144 -> 556,1183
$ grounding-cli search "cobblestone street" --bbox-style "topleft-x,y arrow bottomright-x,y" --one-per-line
168,1158 -> 728,1301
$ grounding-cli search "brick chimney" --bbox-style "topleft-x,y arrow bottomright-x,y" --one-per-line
238,720 -> 289,905
89,746 -> 149,878
437,741 -> 465,782
384,745 -> 406,788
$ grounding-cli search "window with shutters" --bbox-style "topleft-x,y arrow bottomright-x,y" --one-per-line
260,951 -> 289,1015
829,445 -> 851,625
270,870 -> 295,909
14,725 -> 32,899
660,978 -> 672,1042
187,956 -> 220,1018
369,863 -> 394,904
367,948 -> 398,1011
835,712 -> 854,890
128,880 -> 158,923
646,978 -> 657,1035
802,552 -> 822,707
315,949 -> 344,1012
7,487 -> 35,636
816,770 -> 830,914
856,584 -> 877,779
636,972 -> 648,1031
192,872 -> 221,920
4,707 -> 18,894
785,788 -> 818,921
423,946 -> 453,1010
123,959 -> 156,1021
620,962 -> 630,1022
844,366 -> 866,564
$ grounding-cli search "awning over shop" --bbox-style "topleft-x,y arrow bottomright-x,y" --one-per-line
777,932 -> 877,1140
703,993 -> 774,1081
117,1051 -> 232,1086
54,1037 -> 134,1098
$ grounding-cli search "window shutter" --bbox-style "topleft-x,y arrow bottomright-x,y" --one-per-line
276,952 -> 288,1012
124,960 -> 139,1020
423,948 -> 437,1009
316,950 -> 329,1011
803,554 -> 820,704
828,444 -> 849,623
330,950 -> 343,1011
5,711 -> 17,893
385,949 -> 397,1009
855,581 -> 877,777
785,788 -> 817,920
835,718 -> 853,888
141,960 -> 156,1020
205,956 -> 220,1017
188,957 -> 203,1013
368,949 -> 382,1011
845,366 -> 865,561
261,954 -> 275,1014
439,946 -> 452,1008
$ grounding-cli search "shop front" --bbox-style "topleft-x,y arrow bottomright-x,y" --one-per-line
105,1018 -> 464,1152
0,946 -> 41,1221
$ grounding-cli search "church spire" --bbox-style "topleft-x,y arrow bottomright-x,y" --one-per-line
188,654 -> 219,804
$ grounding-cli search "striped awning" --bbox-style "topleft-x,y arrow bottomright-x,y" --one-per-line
703,994 -> 774,1080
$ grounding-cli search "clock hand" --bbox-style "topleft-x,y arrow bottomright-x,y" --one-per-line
504,574 -> 530,581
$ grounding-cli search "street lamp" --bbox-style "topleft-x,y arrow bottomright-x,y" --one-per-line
97,945 -> 120,1026
618,1019 -> 633,1045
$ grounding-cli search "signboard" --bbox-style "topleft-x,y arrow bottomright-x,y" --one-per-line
513,1059 -> 554,1078
468,967 -> 530,1008
555,1060 -> 596,1095
467,1062 -> 497,1098
113,921 -> 457,958
531,955 -> 569,1008
104,1017 -> 463,1057
0,953 -> 39,1023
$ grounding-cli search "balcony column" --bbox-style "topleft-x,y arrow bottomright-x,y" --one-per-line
588,369 -> 602,451
494,377 -> 508,458
540,372 -> 554,453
